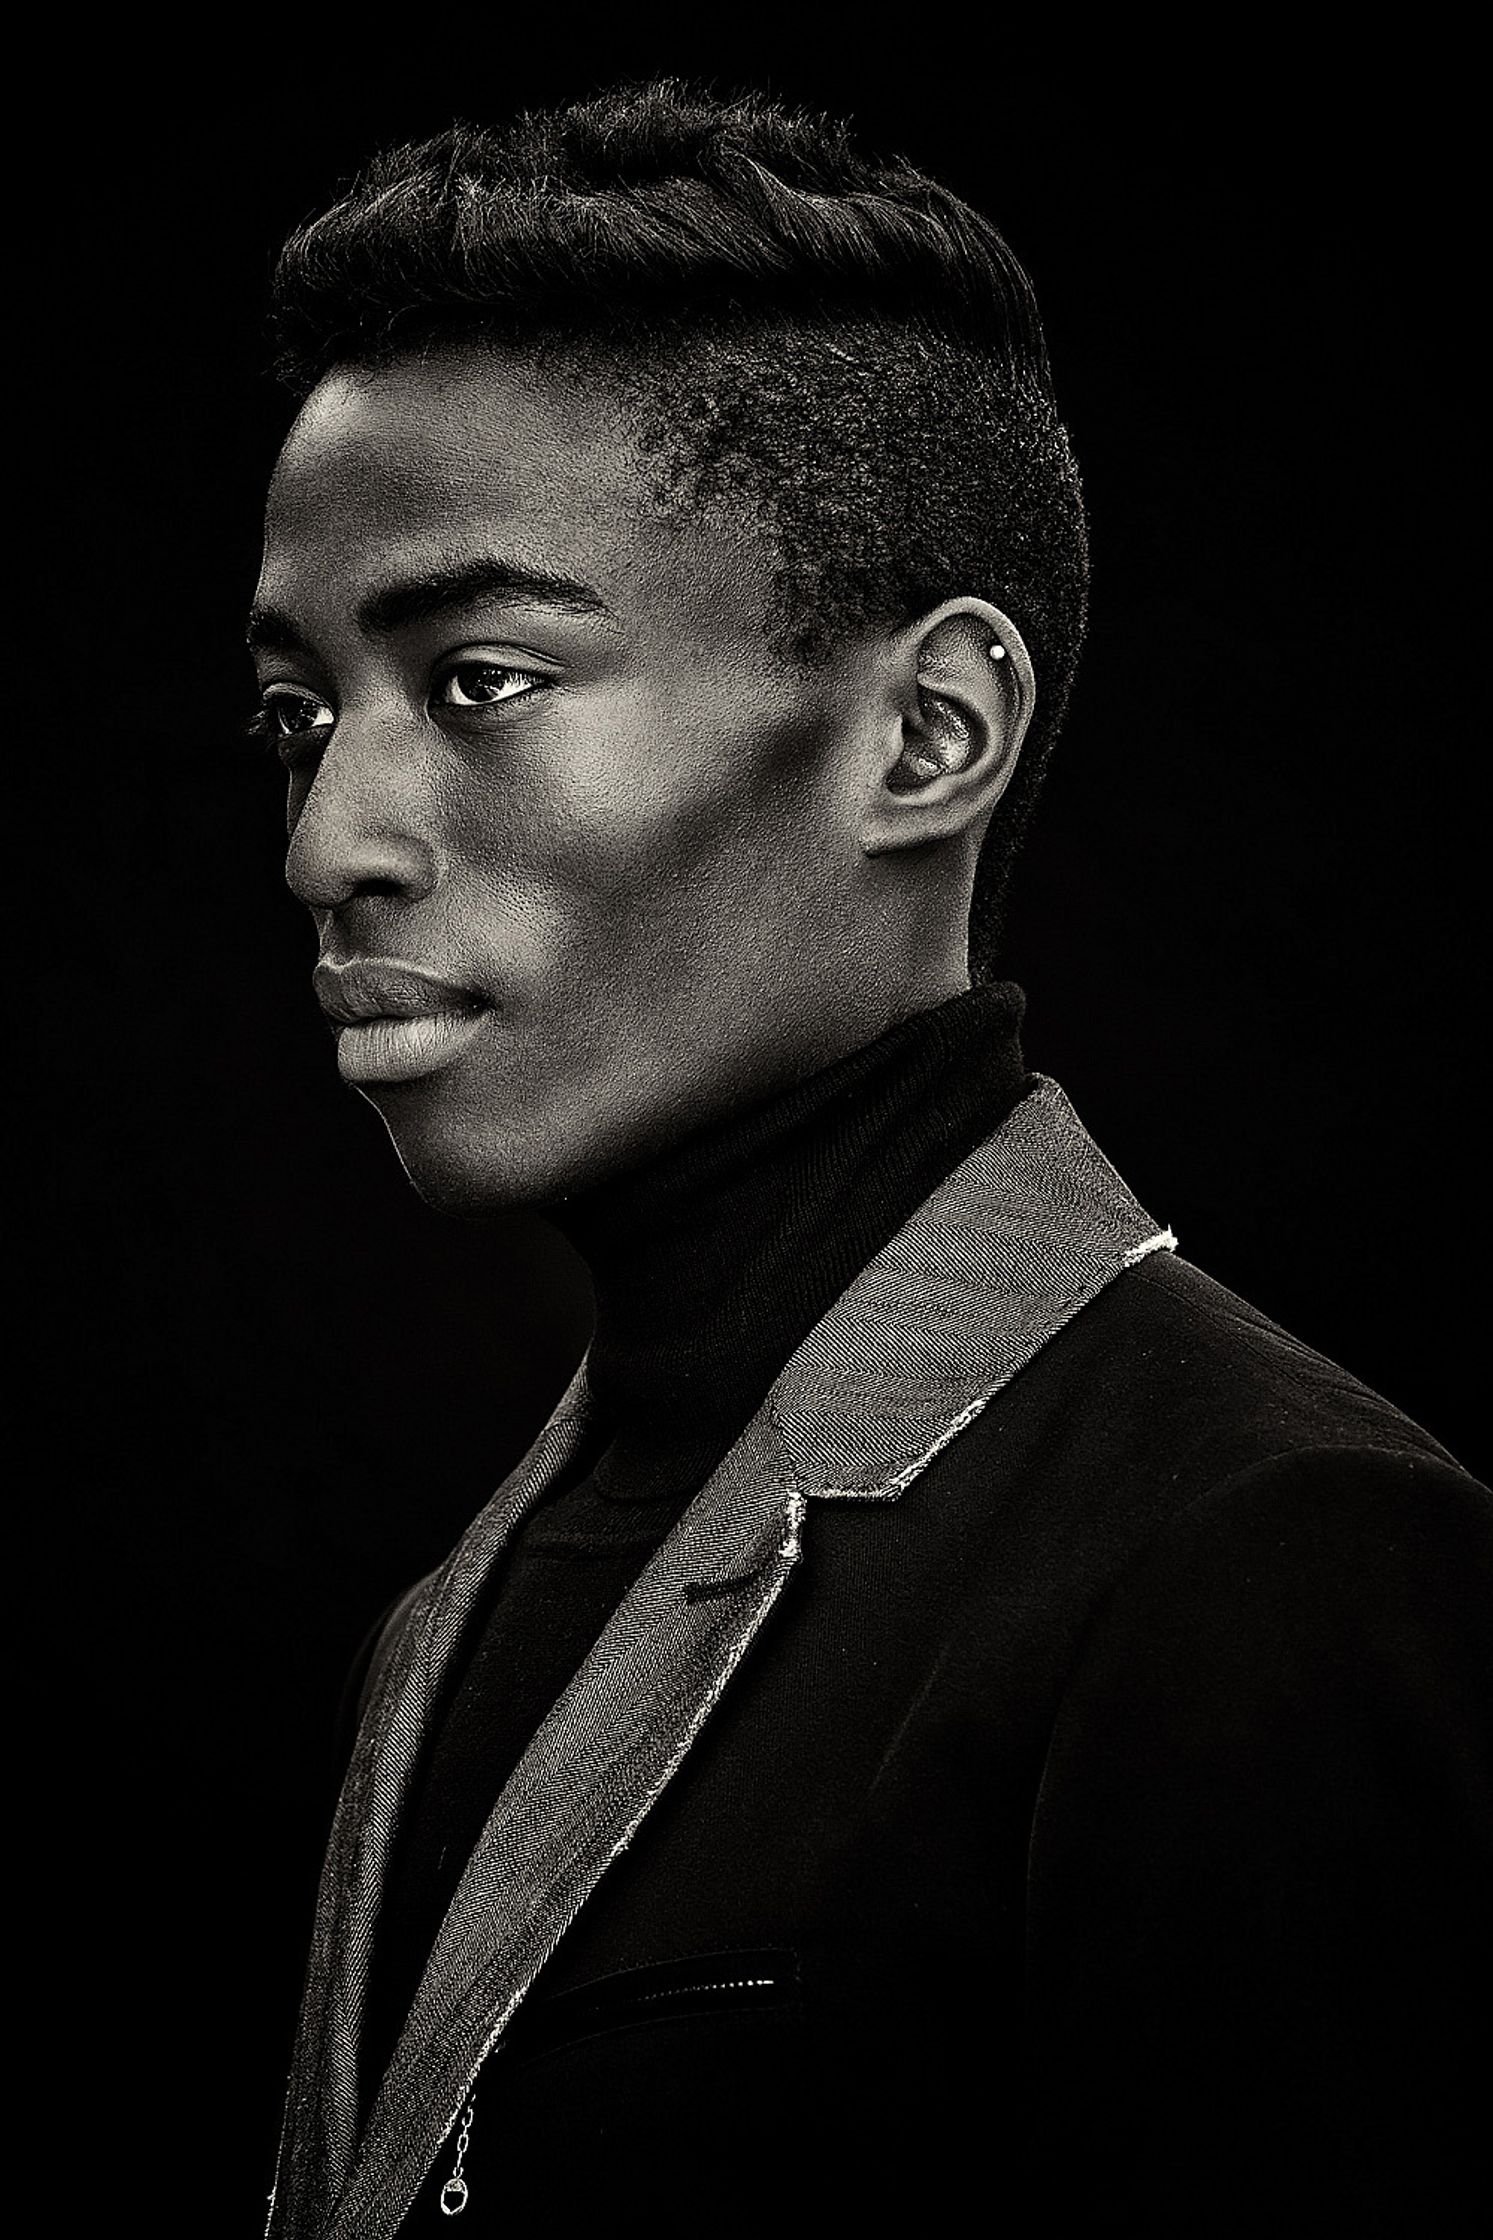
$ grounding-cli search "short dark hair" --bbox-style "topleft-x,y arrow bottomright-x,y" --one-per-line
271,80 -> 1088,970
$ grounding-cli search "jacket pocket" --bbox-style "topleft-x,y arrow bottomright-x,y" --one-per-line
502,1947 -> 800,2064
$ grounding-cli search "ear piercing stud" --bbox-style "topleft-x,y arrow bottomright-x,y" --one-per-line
988,642 -> 1007,662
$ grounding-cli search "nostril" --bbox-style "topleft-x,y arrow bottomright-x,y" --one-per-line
283,798 -> 438,912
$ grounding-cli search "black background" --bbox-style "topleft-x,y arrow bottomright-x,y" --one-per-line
43,44 -> 1483,2226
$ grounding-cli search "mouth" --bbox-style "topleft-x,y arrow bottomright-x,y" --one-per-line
313,958 -> 493,1086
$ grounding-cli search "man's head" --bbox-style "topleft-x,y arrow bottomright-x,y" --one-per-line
252,81 -> 1087,1210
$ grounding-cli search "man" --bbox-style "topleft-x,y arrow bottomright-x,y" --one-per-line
258,83 -> 1489,2239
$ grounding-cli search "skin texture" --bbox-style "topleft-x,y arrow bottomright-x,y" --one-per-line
252,347 -> 1035,1210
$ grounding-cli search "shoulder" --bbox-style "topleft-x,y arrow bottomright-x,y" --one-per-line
977,1242 -> 1471,1498
1025,1428 -> 1493,1970
1021,1424 -> 1493,1915
1054,1434 -> 1493,1725
909,1240 -> 1487,1693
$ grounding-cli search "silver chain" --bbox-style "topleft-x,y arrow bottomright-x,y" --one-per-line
439,2097 -> 476,2217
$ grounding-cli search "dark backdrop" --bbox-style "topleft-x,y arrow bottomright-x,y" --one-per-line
43,46 -> 1483,2227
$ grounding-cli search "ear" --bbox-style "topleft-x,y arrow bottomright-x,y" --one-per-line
860,598 -> 1036,857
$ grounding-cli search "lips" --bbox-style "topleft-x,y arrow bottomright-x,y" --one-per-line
314,958 -> 486,1026
313,958 -> 493,1086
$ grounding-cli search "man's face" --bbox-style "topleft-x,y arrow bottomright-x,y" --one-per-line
252,348 -> 888,1209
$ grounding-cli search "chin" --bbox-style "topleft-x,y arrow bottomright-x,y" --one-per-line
376,1111 -> 560,1215
365,1082 -> 615,1215
360,1042 -> 730,1213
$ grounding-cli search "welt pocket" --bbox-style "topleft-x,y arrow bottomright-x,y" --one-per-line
502,1947 -> 800,2064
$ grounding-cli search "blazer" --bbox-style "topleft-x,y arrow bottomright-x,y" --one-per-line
266,1076 -> 1492,2239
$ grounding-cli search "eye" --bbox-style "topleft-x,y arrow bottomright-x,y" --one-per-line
434,662 -> 546,712
246,685 -> 336,765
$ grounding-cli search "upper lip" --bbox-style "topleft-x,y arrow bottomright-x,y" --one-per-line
313,958 -> 487,1025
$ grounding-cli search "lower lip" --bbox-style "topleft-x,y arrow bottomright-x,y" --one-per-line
335,1008 -> 491,1086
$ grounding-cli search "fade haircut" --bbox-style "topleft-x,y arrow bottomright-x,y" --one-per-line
271,79 -> 1089,971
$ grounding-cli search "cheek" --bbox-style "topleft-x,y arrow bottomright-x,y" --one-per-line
441,696 -> 843,976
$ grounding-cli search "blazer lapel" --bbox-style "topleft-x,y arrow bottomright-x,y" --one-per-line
267,1368 -> 594,2239
330,1410 -> 805,2238
270,1075 -> 1174,2239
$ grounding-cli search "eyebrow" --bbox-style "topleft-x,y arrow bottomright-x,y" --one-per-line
245,556 -> 612,653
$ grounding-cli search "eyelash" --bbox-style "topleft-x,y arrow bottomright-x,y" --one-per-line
242,663 -> 549,760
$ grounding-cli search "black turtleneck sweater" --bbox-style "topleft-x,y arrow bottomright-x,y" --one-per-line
359,982 -> 1029,2102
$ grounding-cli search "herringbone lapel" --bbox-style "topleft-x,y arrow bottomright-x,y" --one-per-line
328,1411 -> 804,2239
266,1368 -> 594,2238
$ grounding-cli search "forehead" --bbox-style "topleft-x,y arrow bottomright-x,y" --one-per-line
260,349 -> 775,640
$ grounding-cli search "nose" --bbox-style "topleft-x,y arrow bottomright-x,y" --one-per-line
284,725 -> 438,913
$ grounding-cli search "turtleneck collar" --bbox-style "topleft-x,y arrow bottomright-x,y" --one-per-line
544,982 -> 1030,1501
